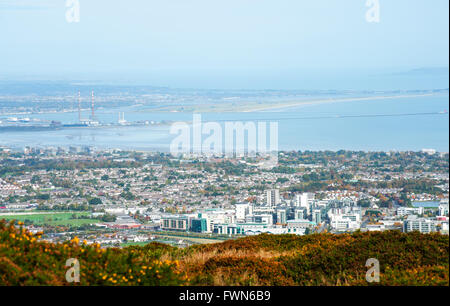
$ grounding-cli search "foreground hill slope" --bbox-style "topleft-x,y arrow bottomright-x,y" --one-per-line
1,220 -> 448,286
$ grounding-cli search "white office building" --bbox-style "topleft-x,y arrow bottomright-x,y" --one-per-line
276,209 -> 287,224
329,213 -> 361,231
397,206 -> 424,217
235,203 -> 253,223
295,192 -> 314,215
286,219 -> 315,235
266,189 -> 280,207
294,207 -> 306,220
439,203 -> 449,217
245,214 -> 273,226
404,217 -> 438,233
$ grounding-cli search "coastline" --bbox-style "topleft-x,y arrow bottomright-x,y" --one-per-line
139,92 -> 442,113
242,93 -> 438,112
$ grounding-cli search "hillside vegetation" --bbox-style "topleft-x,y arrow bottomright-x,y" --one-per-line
1,220 -> 448,286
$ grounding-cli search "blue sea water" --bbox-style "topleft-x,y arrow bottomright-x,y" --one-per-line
0,92 -> 448,152
412,201 -> 441,208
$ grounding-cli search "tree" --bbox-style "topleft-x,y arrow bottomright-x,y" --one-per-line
357,198 -> 371,208
100,214 -> 116,222
88,197 -> 102,205
36,194 -> 50,200
31,175 -> 41,184
120,191 -> 136,201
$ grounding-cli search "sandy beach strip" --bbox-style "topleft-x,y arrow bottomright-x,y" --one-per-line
242,93 -> 437,112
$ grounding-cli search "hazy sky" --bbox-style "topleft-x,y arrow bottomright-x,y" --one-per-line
0,0 -> 448,88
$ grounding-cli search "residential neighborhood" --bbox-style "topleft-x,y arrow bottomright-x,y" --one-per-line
1,147 -> 448,247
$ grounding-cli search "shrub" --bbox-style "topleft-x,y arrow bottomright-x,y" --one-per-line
0,220 -> 448,286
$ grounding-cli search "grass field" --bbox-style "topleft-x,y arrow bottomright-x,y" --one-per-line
0,212 -> 101,226
121,236 -> 226,248
154,234 -> 226,244
120,241 -> 151,247
120,239 -> 177,247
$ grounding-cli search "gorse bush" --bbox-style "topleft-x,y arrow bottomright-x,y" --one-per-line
0,220 -> 186,286
0,220 -> 448,286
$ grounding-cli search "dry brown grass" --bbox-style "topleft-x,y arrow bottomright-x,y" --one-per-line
211,270 -> 265,286
171,248 -> 295,271
161,248 -> 297,286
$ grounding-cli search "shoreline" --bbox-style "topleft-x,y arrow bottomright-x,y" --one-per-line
139,92 -> 444,113
242,93 -> 438,112
2,91 -> 447,115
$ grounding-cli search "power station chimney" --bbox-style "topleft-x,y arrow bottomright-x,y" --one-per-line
91,90 -> 95,120
78,91 -> 81,122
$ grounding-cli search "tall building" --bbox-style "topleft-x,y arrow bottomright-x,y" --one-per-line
312,209 -> 322,225
439,202 -> 449,217
276,209 -> 287,224
191,218 -> 208,233
294,207 -> 306,220
235,203 -> 253,223
266,189 -> 280,207
295,193 -> 314,215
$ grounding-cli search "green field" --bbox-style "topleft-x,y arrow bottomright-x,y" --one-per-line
154,234 -> 225,244
120,241 -> 150,247
0,212 -> 101,226
120,240 -> 173,247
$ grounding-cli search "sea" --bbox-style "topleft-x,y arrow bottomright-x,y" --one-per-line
0,92 -> 448,153
412,201 -> 441,208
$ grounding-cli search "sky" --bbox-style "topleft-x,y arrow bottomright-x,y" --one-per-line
0,0 -> 448,89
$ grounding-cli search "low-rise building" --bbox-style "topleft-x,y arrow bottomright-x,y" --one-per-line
404,217 -> 438,233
